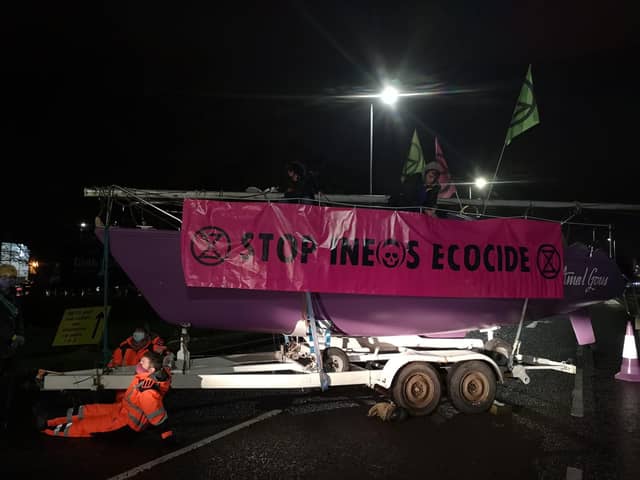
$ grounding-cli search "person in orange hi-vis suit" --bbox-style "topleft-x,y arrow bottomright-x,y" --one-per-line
41,351 -> 174,440
108,327 -> 168,368
107,327 -> 172,403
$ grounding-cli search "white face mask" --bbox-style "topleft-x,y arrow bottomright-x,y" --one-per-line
132,332 -> 146,342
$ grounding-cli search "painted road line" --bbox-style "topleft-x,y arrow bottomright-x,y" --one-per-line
108,409 -> 282,480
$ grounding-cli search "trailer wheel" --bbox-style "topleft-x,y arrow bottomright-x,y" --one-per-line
392,363 -> 441,416
447,361 -> 496,414
323,347 -> 350,372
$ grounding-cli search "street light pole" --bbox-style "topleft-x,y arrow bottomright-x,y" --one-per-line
369,103 -> 373,195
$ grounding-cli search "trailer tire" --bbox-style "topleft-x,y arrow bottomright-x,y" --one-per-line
447,360 -> 496,414
392,362 -> 441,416
323,347 -> 350,372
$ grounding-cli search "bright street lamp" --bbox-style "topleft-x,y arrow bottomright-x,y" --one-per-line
475,177 -> 487,190
370,86 -> 399,195
380,86 -> 399,105
469,177 -> 488,199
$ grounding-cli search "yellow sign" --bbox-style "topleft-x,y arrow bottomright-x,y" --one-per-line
52,306 -> 110,347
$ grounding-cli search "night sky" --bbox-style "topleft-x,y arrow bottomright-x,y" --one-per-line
2,1 -> 639,263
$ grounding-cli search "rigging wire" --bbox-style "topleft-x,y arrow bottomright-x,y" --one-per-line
92,185 -> 629,232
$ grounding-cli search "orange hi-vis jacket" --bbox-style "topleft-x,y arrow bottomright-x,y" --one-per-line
108,334 -> 167,368
123,370 -> 171,432
42,369 -> 171,438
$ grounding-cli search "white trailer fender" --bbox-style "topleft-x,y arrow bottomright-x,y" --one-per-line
373,349 -> 503,390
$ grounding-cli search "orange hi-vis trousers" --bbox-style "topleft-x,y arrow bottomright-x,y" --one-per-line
42,403 -> 128,438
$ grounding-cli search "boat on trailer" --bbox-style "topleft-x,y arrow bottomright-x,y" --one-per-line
37,186 -> 632,415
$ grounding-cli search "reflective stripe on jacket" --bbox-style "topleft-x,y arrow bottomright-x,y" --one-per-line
122,371 -> 171,432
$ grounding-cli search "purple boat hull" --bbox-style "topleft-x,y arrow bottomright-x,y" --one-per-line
99,228 -> 626,336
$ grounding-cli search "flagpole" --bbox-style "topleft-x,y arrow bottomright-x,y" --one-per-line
453,187 -> 464,211
483,64 -> 539,216
482,140 -> 508,215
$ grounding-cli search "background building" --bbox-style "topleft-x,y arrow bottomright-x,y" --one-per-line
1,241 -> 30,281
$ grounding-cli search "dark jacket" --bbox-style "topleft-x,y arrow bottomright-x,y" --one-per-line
283,174 -> 317,201
0,290 -> 24,359
418,183 -> 441,210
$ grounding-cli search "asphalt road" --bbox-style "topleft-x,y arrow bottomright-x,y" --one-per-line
2,302 -> 639,479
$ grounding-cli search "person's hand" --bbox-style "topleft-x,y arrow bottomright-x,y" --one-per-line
367,402 -> 396,421
162,352 -> 175,368
139,378 -> 156,390
160,429 -> 176,444
11,334 -> 25,349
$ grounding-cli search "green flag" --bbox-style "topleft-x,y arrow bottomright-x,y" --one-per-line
505,64 -> 540,146
401,129 -> 426,183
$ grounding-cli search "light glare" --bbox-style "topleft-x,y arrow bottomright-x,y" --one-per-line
380,86 -> 399,105
475,177 -> 487,189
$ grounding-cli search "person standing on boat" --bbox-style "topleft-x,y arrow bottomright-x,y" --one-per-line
283,161 -> 316,202
0,263 -> 25,435
418,162 -> 442,217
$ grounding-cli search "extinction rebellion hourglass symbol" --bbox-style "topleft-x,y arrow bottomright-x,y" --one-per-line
536,244 -> 561,279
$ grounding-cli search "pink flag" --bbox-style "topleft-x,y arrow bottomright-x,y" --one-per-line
435,138 -> 457,199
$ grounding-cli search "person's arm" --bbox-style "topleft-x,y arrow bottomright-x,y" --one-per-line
1,309 -> 14,351
108,346 -> 123,368
139,388 -> 174,441
14,298 -> 25,337
420,185 -> 440,217
151,336 -> 168,355
6,297 -> 26,348
153,413 -> 175,441
430,185 -> 442,205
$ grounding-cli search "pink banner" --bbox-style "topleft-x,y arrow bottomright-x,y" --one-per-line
181,200 -> 563,298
